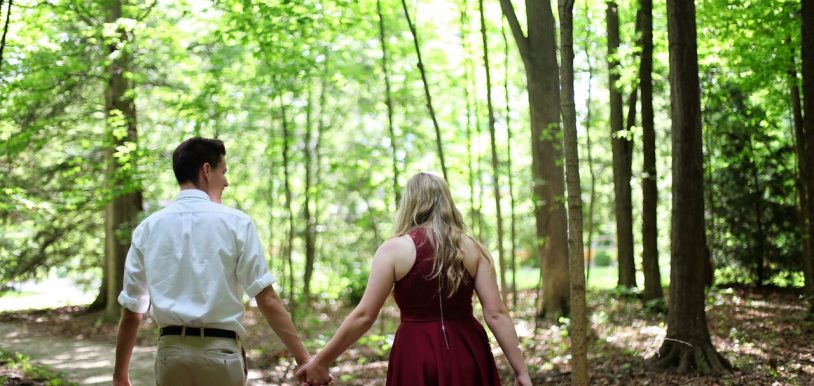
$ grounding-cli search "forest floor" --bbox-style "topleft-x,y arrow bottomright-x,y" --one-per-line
0,286 -> 812,385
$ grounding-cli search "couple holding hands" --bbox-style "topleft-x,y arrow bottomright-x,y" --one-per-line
113,137 -> 532,386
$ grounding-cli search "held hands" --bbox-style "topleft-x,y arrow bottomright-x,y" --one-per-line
296,358 -> 334,386
515,372 -> 533,386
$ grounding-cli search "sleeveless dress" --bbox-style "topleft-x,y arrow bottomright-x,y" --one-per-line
386,228 -> 501,386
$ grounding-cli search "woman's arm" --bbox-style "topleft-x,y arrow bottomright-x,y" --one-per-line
468,238 -> 531,384
296,236 -> 410,384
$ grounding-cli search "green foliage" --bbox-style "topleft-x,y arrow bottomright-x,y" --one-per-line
0,351 -> 76,386
594,250 -> 612,267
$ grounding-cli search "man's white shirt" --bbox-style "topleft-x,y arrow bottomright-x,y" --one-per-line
118,189 -> 276,338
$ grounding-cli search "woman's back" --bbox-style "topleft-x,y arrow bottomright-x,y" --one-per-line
386,227 -> 501,386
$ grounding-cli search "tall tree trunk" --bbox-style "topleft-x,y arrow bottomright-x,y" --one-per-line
801,0 -> 814,314
647,0 -> 730,374
501,0 -> 570,319
461,1 -> 482,238
746,137 -> 766,286
104,0 -> 142,319
502,19 -> 519,310
279,91 -> 296,316
377,0 -> 401,207
606,0 -> 636,288
582,1 -> 597,284
0,0 -> 11,74
639,0 -> 662,302
303,80 -> 316,304
479,0 -> 508,304
558,0 -> 588,383
790,57 -> 812,303
400,0 -> 448,180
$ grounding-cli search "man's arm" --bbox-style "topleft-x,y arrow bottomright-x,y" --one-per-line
113,308 -> 143,386
254,286 -> 311,366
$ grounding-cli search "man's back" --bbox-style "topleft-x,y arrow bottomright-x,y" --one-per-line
120,189 -> 275,338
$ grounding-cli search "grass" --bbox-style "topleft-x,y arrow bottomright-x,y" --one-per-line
0,351 -> 75,386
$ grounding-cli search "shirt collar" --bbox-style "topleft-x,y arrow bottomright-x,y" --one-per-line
176,189 -> 211,201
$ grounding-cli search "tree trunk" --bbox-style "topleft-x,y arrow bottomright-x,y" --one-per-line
746,137 -> 766,286
639,0 -> 662,302
801,0 -> 814,313
502,19 -> 519,310
606,0 -> 636,289
279,91 -> 296,315
479,0 -> 508,305
303,80 -> 316,304
558,0 -> 589,383
0,0 -> 11,74
647,0 -> 730,374
103,0 -> 142,319
377,0 -> 401,208
500,0 -> 570,319
581,2 -> 597,284
400,0 -> 448,180
790,58 -> 813,303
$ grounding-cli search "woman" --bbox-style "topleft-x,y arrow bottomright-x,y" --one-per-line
297,172 -> 532,386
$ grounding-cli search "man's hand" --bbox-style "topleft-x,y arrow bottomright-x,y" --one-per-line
295,359 -> 333,386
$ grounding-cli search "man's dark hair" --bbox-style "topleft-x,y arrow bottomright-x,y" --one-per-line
172,137 -> 226,185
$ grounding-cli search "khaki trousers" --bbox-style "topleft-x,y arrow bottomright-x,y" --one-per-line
154,334 -> 246,386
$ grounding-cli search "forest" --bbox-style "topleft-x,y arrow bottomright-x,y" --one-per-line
0,0 -> 813,384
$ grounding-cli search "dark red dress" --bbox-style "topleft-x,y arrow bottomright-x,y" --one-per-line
386,228 -> 501,386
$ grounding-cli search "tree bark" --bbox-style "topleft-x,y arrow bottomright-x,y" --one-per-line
279,90 -> 296,315
103,0 -> 142,319
790,58 -> 813,302
400,0 -> 448,180
479,0 -> 508,305
639,0 -> 663,302
606,0 -> 636,289
377,0 -> 401,208
582,2 -> 597,284
558,0 -> 589,383
502,19 -> 519,310
801,0 -> 814,313
500,0 -> 570,319
303,79 -> 316,304
647,0 -> 730,374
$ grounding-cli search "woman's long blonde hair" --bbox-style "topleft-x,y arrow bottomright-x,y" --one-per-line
394,172 -> 489,297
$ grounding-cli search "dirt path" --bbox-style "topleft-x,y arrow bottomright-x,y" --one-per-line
0,322 -> 292,385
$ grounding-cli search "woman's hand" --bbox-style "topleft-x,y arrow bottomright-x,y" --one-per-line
295,359 -> 333,386
514,372 -> 532,386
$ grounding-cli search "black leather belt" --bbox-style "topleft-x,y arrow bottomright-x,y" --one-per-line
160,325 -> 237,340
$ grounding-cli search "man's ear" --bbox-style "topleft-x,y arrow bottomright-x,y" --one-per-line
201,162 -> 212,180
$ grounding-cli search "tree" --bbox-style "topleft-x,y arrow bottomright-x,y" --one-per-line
647,0 -> 730,374
377,0 -> 401,208
500,0 -> 570,319
606,0 -> 635,289
557,0 -> 588,383
801,0 -> 814,313
0,0 -> 11,74
103,0 -> 143,318
479,0 -> 508,304
639,0 -> 663,302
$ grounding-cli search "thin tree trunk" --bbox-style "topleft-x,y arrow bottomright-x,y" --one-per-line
647,0 -> 730,374
500,0 -> 570,319
377,0 -> 401,207
303,79 -> 316,304
558,0 -> 588,383
801,0 -> 814,314
0,0 -> 11,74
279,91 -> 296,316
400,0 -> 448,180
607,0 -> 636,289
746,137 -> 766,286
639,0 -> 662,302
479,0 -> 508,304
104,0 -> 142,319
502,18 -> 518,310
582,1 -> 597,284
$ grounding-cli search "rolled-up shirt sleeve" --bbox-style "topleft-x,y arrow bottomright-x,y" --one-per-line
118,233 -> 151,313
238,219 -> 276,298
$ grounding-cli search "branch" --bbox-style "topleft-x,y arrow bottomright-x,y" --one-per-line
498,0 -> 528,62
136,0 -> 158,21
0,0 -> 12,74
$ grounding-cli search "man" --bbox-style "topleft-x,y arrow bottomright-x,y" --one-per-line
113,137 -> 326,385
